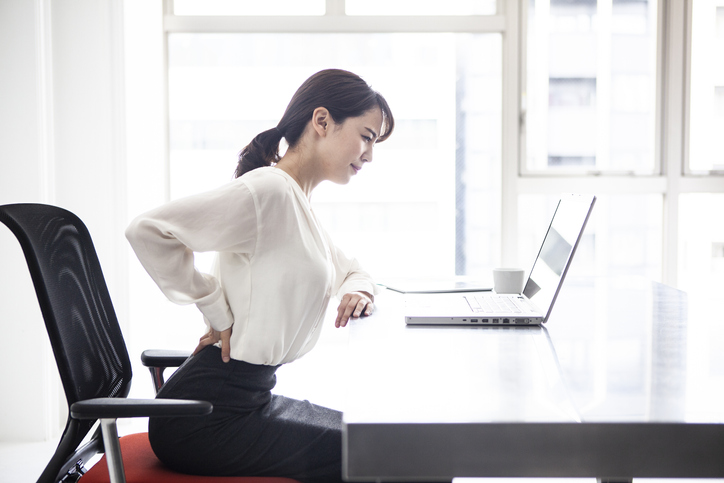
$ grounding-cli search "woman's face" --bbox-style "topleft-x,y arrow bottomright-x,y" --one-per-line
319,107 -> 383,185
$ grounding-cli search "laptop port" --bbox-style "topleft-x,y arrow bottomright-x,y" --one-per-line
492,318 -> 499,324
503,318 -> 510,324
471,319 -> 478,322
482,318 -> 489,323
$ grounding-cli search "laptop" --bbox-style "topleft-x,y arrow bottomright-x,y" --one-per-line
404,193 -> 596,326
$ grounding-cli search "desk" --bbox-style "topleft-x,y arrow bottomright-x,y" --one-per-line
342,277 -> 724,481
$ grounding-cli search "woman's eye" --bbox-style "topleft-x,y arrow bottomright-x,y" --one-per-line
362,136 -> 372,142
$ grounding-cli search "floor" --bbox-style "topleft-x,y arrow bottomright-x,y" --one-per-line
0,419 -> 143,482
0,438 -> 59,481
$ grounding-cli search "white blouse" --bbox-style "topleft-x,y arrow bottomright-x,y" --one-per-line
126,167 -> 378,365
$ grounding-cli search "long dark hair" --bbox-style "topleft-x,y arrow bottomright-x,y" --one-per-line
234,69 -> 395,178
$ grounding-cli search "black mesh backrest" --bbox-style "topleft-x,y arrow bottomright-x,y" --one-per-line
0,203 -> 132,481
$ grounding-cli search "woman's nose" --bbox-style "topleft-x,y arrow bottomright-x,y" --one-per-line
363,146 -> 373,164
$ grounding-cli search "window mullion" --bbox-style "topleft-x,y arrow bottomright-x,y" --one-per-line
661,0 -> 688,287
502,0 -> 522,267
326,0 -> 344,16
163,15 -> 506,34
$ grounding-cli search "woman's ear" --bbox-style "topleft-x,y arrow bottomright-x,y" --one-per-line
311,107 -> 330,137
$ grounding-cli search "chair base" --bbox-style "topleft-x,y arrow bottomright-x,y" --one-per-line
81,432 -> 302,483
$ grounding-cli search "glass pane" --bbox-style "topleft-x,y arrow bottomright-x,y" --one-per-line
526,0 -> 658,173
168,33 -> 502,280
678,194 -> 724,417
678,194 -> 724,295
518,193 -> 662,281
688,1 -> 724,172
174,0 -> 325,16
346,0 -> 497,16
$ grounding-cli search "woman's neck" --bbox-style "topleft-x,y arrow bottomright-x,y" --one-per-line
275,149 -> 322,198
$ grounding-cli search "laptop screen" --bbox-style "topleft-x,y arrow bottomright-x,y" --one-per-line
523,194 -> 596,318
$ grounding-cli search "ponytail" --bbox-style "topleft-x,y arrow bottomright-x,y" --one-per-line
234,69 -> 394,179
235,127 -> 284,178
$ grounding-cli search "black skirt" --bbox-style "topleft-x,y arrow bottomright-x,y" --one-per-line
149,345 -> 344,483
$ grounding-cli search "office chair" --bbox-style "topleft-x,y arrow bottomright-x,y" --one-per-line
0,204 -> 301,483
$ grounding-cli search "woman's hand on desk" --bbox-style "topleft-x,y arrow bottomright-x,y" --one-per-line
335,291 -> 374,328
193,326 -> 233,363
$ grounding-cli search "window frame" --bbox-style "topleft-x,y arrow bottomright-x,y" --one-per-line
160,0 -> 724,289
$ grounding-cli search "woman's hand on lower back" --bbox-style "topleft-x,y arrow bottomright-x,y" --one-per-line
193,326 -> 233,362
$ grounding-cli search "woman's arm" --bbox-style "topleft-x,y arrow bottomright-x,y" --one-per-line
326,235 -> 379,327
125,179 -> 258,333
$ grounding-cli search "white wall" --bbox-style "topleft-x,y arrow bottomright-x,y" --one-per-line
0,0 -> 127,442
121,0 -> 169,414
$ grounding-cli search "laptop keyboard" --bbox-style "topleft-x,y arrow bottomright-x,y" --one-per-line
465,295 -> 523,313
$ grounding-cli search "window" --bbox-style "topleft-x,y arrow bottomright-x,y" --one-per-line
515,0 -> 722,308
526,0 -> 658,173
517,0 -> 664,308
167,28 -> 503,281
160,0 -> 724,288
518,193 -> 662,281
683,0 -> 724,302
678,193 -> 724,295
688,1 -> 724,173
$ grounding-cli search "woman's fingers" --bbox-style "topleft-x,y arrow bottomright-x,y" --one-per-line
192,329 -> 216,355
192,327 -> 232,362
335,292 -> 374,328
219,327 -> 232,363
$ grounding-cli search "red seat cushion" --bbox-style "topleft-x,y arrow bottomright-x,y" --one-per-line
81,432 -> 302,483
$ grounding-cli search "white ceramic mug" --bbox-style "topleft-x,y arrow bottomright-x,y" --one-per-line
492,268 -> 525,294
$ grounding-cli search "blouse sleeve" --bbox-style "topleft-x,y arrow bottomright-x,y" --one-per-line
125,179 -> 258,332
327,237 -> 380,298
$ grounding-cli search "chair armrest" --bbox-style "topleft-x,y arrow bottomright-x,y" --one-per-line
70,398 -> 212,420
141,349 -> 193,394
71,398 -> 211,483
140,349 -> 191,368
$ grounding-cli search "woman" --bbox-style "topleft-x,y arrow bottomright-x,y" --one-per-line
125,69 -> 394,482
